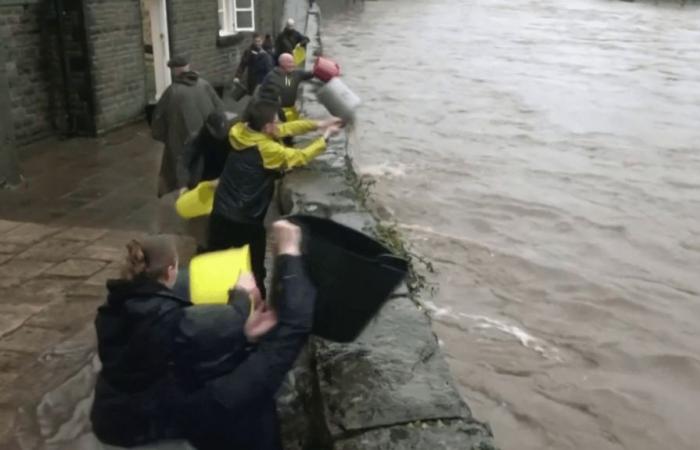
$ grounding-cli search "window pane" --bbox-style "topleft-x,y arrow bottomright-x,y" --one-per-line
236,11 -> 253,29
235,0 -> 252,8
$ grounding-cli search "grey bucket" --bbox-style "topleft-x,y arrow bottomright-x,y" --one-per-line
316,78 -> 361,123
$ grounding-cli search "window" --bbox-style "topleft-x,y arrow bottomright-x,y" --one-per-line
218,0 -> 255,36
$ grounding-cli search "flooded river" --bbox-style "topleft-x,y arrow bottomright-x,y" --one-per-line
316,0 -> 700,449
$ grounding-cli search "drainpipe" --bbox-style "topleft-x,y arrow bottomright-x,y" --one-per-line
0,30 -> 21,189
165,0 -> 174,57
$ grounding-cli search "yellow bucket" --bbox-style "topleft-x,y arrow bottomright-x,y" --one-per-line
175,180 -> 217,219
189,246 -> 252,304
293,45 -> 306,66
282,106 -> 300,122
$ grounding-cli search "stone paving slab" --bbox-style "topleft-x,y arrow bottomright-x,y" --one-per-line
0,218 -> 194,447
44,259 -> 108,278
0,221 -> 20,235
52,227 -> 109,242
0,223 -> 61,246
0,259 -> 55,281
15,239 -> 91,263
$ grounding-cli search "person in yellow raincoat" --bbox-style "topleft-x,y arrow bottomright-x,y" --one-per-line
208,99 -> 342,297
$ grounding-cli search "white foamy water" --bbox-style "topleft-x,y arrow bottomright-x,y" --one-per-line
318,0 -> 700,449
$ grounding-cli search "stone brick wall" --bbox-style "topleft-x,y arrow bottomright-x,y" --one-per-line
1,0 -> 290,146
0,4 -> 53,145
168,0 -> 282,87
85,0 -> 147,134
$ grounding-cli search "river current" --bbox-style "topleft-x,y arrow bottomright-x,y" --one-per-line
316,0 -> 700,449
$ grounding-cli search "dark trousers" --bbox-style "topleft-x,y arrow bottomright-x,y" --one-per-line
208,213 -> 267,298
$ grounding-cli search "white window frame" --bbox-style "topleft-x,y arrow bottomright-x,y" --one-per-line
218,0 -> 255,37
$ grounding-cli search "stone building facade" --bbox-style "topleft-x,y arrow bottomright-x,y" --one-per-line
0,0 -> 285,147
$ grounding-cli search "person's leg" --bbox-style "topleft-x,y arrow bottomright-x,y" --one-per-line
186,215 -> 209,253
207,215 -> 267,298
208,213 -> 239,251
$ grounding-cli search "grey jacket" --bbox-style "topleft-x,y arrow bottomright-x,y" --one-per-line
151,72 -> 224,197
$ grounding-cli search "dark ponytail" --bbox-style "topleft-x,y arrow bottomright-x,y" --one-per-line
121,237 -> 177,281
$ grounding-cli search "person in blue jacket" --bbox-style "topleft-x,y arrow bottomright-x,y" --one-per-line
90,220 -> 315,450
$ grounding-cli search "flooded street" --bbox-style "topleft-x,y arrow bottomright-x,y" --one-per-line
317,0 -> 700,449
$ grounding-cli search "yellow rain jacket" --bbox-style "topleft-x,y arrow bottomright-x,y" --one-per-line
212,120 -> 326,224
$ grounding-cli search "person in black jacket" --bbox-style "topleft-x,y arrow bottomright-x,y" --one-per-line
179,110 -> 233,191
234,33 -> 275,95
90,220 -> 316,450
275,18 -> 309,61
177,110 -> 234,252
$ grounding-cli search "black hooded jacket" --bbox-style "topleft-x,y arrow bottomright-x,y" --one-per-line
90,256 -> 315,449
274,28 -> 309,58
90,278 -> 191,446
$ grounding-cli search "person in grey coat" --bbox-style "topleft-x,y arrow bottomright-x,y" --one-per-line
151,56 -> 224,198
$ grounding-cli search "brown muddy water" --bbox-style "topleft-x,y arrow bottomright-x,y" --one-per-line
316,0 -> 700,449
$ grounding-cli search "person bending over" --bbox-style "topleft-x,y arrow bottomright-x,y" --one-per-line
208,99 -> 341,297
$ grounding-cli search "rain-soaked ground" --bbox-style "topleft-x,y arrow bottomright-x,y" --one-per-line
317,0 -> 700,449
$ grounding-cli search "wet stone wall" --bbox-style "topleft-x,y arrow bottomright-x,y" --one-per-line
274,3 -> 499,449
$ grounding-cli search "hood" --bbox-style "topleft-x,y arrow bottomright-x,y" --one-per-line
105,277 -> 188,306
173,71 -> 199,86
229,121 -> 272,151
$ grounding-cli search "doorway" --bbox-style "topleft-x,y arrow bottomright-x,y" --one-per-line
141,0 -> 171,102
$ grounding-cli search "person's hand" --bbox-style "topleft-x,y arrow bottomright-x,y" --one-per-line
236,272 -> 262,305
244,299 -> 278,343
272,220 -> 302,256
179,187 -> 188,195
317,117 -> 343,130
323,124 -> 342,140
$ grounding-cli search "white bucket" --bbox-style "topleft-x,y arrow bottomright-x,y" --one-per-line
316,78 -> 361,123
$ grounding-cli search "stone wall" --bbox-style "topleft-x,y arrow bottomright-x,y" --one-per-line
85,0 -> 147,134
275,4 -> 499,449
0,4 -> 53,145
167,0 -> 282,88
1,0 -> 286,142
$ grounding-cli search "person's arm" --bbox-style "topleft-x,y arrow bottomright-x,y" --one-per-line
295,70 -> 314,81
234,49 -> 249,80
295,30 -> 310,47
276,119 -> 318,137
204,244 -> 315,411
206,82 -> 225,110
180,132 -> 202,190
259,136 -> 326,171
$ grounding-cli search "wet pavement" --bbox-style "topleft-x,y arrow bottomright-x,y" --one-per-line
0,123 -> 182,234
0,123 -> 197,448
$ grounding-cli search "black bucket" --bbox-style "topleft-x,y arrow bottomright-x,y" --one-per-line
231,79 -> 249,102
289,215 -> 409,343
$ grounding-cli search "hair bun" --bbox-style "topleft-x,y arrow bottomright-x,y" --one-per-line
123,240 -> 147,280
